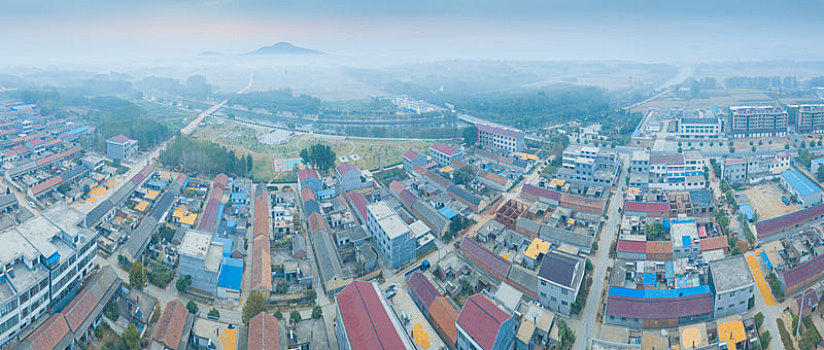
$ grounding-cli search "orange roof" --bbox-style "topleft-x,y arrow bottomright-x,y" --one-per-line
428,296 -> 458,349
700,236 -> 729,251
145,190 -> 160,200
154,300 -> 190,350
646,241 -> 673,254
180,214 -> 197,226
134,200 -> 150,212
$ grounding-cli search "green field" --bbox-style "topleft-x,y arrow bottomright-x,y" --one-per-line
136,100 -> 199,131
193,118 -> 435,181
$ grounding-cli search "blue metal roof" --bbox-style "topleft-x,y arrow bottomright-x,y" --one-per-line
781,170 -> 821,198
682,236 -> 692,247
146,180 -> 167,188
643,273 -> 656,285
316,188 -> 336,198
760,251 -> 773,270
740,204 -> 756,221
212,237 -> 233,257
608,285 -> 711,299
217,258 -> 243,290
438,207 -> 458,219
231,193 -> 249,201
47,252 -> 61,265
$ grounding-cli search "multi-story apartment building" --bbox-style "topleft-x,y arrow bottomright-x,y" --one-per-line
366,202 -> 414,269
719,152 -> 791,184
676,117 -> 723,139
728,106 -> 788,138
0,204 -> 97,347
708,256 -> 755,319
630,150 -> 705,191
429,142 -> 464,166
477,124 -> 525,152
556,145 -> 620,187
105,134 -> 138,161
788,104 -> 824,133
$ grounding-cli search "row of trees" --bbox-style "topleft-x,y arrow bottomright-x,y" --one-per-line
299,143 -> 337,173
160,136 -> 254,177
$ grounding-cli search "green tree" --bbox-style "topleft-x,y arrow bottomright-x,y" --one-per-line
760,330 -> 771,349
816,166 -> 824,183
452,166 -> 475,185
186,300 -> 199,314
129,261 -> 145,290
290,310 -> 302,324
242,290 -> 268,325
312,305 -> 323,319
176,275 -> 192,293
274,310 -> 283,319
122,323 -> 141,350
208,308 -> 221,318
299,143 -> 337,172
462,126 -> 478,146
754,312 -> 764,329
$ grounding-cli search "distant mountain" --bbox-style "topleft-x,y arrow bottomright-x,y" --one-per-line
247,42 -> 325,55
197,51 -> 223,56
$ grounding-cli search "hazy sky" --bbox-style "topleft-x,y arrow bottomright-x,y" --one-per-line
2,0 -> 823,64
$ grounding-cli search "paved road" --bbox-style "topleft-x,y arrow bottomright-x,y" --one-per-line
180,73 -> 253,136
575,154 -> 629,350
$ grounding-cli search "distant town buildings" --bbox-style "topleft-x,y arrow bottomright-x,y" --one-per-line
477,124 -> 525,152
106,134 -> 138,161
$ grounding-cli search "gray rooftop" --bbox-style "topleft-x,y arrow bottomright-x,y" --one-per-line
538,251 -> 585,290
709,255 -> 754,292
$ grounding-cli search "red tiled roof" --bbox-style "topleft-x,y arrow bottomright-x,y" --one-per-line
616,240 -> 647,253
408,272 -> 439,310
108,134 -> 130,143
477,124 -> 521,138
646,241 -> 673,255
431,142 -> 458,156
755,204 -> 824,238
63,288 -> 96,331
459,237 -> 512,278
403,149 -> 423,161
297,168 -> 320,181
560,193 -> 604,214
782,253 -> 824,294
649,153 -> 684,165
248,312 -> 279,350
300,187 -> 315,202
337,281 -> 406,350
389,181 -> 404,195
348,191 -> 368,221
624,202 -> 670,213
254,189 -> 270,238
30,176 -> 63,196
457,294 -> 511,350
521,184 -> 561,201
35,146 -> 82,166
700,236 -> 729,251
24,313 -> 70,350
605,292 -> 714,319
428,296 -> 458,349
308,212 -> 328,234
399,190 -> 418,208
252,235 -> 272,291
154,300 -> 189,350
336,162 -> 359,175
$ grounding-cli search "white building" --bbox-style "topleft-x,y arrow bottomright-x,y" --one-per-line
477,124 -> 525,152
677,117 -> 722,139
366,202 -> 414,269
557,145 -> 620,187
0,204 -> 97,347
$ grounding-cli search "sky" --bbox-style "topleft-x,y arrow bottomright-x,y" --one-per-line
2,0 -> 824,64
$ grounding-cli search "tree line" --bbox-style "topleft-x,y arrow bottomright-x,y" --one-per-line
160,136 -> 254,177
